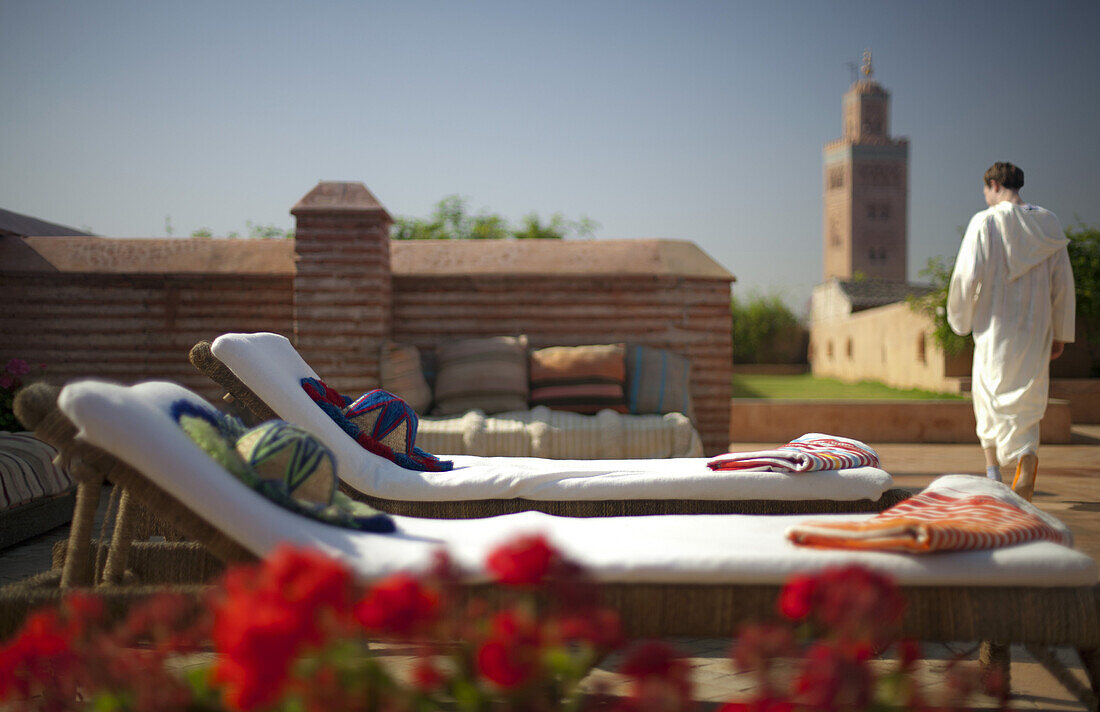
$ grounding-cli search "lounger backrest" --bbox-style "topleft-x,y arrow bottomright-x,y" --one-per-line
209,332 -> 396,482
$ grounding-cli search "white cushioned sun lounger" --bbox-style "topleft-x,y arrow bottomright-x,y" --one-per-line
58,380 -> 1098,589
199,333 -> 903,516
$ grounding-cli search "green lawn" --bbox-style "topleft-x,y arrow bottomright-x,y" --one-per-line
731,373 -> 965,400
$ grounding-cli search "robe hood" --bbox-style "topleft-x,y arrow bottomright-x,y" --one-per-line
992,202 -> 1068,281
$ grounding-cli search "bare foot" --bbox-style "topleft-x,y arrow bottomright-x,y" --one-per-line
1011,453 -> 1038,501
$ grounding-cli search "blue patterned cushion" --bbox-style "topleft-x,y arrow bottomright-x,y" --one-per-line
301,379 -> 453,472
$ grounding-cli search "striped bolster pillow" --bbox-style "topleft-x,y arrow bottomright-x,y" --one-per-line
529,344 -> 628,414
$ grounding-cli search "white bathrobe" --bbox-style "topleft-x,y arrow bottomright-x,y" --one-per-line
947,202 -> 1075,464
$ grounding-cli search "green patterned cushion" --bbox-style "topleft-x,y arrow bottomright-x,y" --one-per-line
235,421 -> 336,506
170,400 -> 394,533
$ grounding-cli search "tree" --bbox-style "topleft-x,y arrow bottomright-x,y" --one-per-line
730,294 -> 808,364
392,195 -> 598,240
1066,224 -> 1100,352
189,222 -> 294,240
911,223 -> 1100,364
907,257 -> 973,357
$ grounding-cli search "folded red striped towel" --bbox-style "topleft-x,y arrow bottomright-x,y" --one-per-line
787,475 -> 1073,553
707,433 -> 880,473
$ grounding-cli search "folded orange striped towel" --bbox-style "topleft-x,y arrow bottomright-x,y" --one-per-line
707,433 -> 879,472
787,475 -> 1073,553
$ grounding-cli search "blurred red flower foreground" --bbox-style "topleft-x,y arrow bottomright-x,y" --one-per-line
0,534 -> 1004,711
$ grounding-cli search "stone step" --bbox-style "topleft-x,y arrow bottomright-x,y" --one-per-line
729,398 -> 1072,444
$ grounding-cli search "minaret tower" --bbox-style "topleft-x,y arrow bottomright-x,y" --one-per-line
822,50 -> 909,281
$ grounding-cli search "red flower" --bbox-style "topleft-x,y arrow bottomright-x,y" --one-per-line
777,573 -> 816,621
211,547 -> 354,711
0,608 -> 81,704
412,660 -> 447,691
213,594 -> 305,710
476,609 -> 542,689
718,700 -> 794,712
118,591 -> 207,651
794,640 -> 873,711
264,546 -> 353,619
896,638 -> 921,672
559,608 -> 623,649
811,565 -> 904,641
354,573 -> 440,635
486,533 -> 557,586
619,640 -> 693,707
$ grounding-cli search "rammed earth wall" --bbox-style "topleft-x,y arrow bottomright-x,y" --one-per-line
0,181 -> 735,454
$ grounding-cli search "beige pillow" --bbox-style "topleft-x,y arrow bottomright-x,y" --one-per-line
528,343 -> 628,414
379,341 -> 432,414
432,336 -> 529,415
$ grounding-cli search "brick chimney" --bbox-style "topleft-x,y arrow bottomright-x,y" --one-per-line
291,181 -> 393,395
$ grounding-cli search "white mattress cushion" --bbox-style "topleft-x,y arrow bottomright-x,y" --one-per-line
210,332 -> 893,502
59,380 -> 1098,588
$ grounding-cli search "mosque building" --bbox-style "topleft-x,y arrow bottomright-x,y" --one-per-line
811,50 -> 931,326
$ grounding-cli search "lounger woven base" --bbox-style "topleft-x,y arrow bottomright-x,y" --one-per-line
191,340 -> 912,517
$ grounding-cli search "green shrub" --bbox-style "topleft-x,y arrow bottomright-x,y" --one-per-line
392,195 -> 598,240
914,224 -> 1099,370
730,294 -> 807,364
907,257 -> 973,357
1066,224 -> 1100,351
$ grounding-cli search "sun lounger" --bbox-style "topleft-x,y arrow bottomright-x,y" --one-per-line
7,378 -> 1100,708
190,333 -> 911,516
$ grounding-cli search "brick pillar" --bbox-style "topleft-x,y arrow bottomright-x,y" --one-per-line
292,181 -> 393,396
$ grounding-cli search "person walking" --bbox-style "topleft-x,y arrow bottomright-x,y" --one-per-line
947,161 -> 1075,501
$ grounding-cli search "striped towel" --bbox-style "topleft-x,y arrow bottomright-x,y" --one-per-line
707,433 -> 879,473
787,476 -> 1073,553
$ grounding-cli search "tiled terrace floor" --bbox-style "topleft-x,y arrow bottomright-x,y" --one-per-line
2,426 -> 1098,710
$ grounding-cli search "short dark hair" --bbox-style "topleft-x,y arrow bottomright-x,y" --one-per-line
984,162 -> 1024,190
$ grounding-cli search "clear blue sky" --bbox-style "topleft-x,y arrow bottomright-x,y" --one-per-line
3,1 -> 1098,314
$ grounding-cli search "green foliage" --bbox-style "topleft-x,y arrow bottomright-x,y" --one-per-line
190,222 -> 294,240
243,221 -> 295,240
907,257 -> 973,357
512,212 -> 599,240
914,223 -> 1100,360
392,195 -> 599,240
1066,224 -> 1100,348
730,294 -> 807,364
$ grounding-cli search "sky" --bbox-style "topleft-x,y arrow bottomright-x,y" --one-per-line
3,0 -> 1099,315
